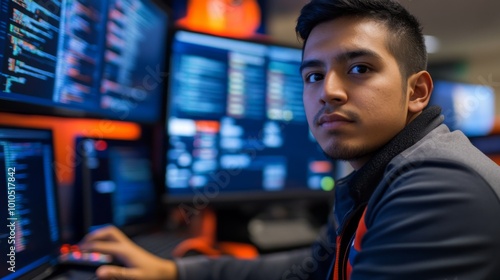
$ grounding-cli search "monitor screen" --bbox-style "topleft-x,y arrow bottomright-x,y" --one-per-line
0,0 -> 170,123
430,80 -> 496,137
469,134 -> 500,155
0,127 -> 60,280
72,137 -> 158,238
164,30 -> 335,203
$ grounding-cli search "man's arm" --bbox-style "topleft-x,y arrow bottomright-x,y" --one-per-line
80,219 -> 337,280
175,218 -> 338,280
80,225 -> 314,280
175,248 -> 310,280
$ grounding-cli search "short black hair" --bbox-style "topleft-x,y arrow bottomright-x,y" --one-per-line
296,0 -> 427,78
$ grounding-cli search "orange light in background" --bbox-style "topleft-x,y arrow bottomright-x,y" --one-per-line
0,112 -> 141,186
177,0 -> 261,38
491,115 -> 500,135
491,155 -> 500,165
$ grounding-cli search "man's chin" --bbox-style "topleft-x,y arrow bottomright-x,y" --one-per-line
322,145 -> 371,162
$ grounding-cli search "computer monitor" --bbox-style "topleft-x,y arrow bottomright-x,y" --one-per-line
469,134 -> 500,155
72,137 -> 159,239
164,30 -> 335,204
0,127 -> 60,280
0,0 -> 170,123
429,80 -> 496,137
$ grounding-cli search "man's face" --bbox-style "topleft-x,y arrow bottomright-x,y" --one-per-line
301,17 -> 410,169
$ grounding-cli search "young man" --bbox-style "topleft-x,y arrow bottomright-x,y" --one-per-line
80,0 -> 500,279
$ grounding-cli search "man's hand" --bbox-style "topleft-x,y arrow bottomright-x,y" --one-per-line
79,225 -> 178,280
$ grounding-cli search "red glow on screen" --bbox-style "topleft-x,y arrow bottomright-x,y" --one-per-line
94,140 -> 108,151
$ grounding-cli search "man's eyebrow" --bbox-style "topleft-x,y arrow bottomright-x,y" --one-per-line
299,49 -> 383,73
338,49 -> 383,62
299,60 -> 324,73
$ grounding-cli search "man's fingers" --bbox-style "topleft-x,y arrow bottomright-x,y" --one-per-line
80,241 -> 128,260
82,225 -> 127,243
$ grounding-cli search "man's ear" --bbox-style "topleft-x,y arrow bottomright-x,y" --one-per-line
407,70 -> 433,113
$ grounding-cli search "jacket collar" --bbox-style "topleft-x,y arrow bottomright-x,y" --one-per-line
347,106 -> 444,205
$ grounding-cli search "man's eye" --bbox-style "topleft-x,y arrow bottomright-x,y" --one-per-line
305,73 -> 324,83
349,65 -> 370,74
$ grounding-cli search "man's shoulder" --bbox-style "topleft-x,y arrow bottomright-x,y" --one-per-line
400,124 -> 475,161
365,124 -> 500,223
391,124 -> 500,182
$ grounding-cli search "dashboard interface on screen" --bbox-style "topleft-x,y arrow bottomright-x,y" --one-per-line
0,0 -> 169,123
165,30 -> 335,201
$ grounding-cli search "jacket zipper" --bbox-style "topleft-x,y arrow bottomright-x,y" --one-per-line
334,203 -> 367,280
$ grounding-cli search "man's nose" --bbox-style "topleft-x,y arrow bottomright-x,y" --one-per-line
320,71 -> 348,105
